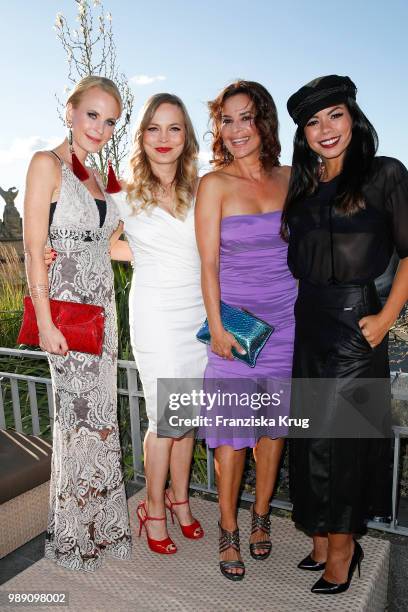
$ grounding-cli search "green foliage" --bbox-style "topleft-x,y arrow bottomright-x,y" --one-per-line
112,260 -> 133,359
190,441 -> 209,485
0,245 -> 25,348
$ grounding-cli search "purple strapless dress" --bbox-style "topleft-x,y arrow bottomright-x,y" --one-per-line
199,212 -> 297,449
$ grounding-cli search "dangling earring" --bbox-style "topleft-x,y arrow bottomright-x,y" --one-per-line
106,159 -> 122,194
104,144 -> 121,193
68,123 -> 89,182
318,157 -> 326,180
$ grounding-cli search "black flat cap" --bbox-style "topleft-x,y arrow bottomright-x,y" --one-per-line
287,75 -> 357,127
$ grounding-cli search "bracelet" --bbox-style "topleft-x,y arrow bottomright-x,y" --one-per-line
29,284 -> 49,299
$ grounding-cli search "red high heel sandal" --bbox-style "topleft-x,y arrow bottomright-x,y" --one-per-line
136,500 -> 177,554
165,490 -> 204,539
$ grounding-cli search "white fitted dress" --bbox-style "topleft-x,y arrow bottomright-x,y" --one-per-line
115,193 -> 207,433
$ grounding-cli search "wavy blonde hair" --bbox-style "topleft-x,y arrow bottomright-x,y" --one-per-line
126,93 -> 198,219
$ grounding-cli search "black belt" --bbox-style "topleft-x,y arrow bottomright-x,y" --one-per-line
298,280 -> 378,308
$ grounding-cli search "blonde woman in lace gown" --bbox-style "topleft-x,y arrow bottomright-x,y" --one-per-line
24,77 -> 131,571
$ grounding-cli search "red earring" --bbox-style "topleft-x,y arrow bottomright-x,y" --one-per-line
106,159 -> 122,193
68,125 -> 89,182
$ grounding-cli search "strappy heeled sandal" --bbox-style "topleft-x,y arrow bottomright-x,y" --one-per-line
218,522 -> 245,581
136,500 -> 177,555
164,490 -> 204,539
249,504 -> 272,560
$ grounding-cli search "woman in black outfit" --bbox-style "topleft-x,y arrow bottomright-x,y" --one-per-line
282,75 -> 408,594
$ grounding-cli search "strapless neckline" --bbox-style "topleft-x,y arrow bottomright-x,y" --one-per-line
221,210 -> 282,222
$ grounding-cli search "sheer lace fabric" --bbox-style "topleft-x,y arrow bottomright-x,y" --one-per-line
44,163 -> 132,571
287,157 -> 408,285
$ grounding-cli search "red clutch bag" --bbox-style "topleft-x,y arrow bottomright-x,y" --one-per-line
17,296 -> 105,355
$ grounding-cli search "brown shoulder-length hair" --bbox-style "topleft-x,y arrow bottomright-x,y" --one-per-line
208,80 -> 281,171
126,93 -> 198,219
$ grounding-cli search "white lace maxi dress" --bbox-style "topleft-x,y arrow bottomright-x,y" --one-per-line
44,162 -> 132,571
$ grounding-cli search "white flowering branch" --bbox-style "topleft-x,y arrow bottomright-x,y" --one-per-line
54,0 -> 134,177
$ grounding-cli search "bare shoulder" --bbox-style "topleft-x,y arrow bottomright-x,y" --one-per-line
274,164 -> 292,181
280,164 -> 292,178
195,171 -> 226,218
28,151 -> 60,175
198,169 -> 233,192
197,171 -> 224,196
198,170 -> 225,186
26,152 -> 61,196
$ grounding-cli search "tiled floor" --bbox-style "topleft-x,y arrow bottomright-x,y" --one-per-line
0,490 -> 391,612
0,532 -> 46,585
0,481 -> 143,586
1,483 -> 407,611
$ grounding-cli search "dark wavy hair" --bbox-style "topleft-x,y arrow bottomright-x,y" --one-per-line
281,97 -> 378,241
208,80 -> 281,172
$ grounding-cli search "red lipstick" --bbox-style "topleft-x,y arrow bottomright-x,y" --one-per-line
156,147 -> 172,153
319,136 -> 341,149
87,134 -> 102,144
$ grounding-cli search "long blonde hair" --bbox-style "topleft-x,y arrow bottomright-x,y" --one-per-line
126,93 -> 198,219
67,76 -> 122,113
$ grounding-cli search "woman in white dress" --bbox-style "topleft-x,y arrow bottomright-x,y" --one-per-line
110,94 -> 207,554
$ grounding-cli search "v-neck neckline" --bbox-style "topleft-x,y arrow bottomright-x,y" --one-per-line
155,205 -> 183,222
62,160 -> 106,203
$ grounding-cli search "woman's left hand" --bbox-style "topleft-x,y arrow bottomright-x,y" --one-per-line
44,246 -> 56,268
358,313 -> 392,348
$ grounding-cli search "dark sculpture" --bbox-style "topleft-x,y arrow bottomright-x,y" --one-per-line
0,186 -> 23,240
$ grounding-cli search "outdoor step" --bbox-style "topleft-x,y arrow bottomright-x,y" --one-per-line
0,488 -> 390,611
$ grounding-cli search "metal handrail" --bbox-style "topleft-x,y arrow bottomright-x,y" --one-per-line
1,347 -> 407,535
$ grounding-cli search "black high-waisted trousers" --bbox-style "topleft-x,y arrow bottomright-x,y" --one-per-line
289,281 -> 392,534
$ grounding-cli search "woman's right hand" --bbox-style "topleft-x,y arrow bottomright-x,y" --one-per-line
210,328 -> 246,360
39,324 -> 68,355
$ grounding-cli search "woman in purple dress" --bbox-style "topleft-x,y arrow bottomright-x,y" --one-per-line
195,81 -> 296,580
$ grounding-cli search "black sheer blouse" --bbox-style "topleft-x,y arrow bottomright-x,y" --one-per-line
287,156 -> 408,286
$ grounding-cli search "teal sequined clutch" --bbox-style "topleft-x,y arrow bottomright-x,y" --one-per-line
196,301 -> 274,368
